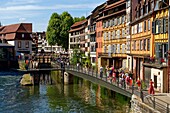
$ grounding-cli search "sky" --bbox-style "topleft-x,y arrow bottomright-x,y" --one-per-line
0,0 -> 106,32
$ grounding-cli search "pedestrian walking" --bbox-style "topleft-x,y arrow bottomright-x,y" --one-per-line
148,79 -> 155,94
136,78 -> 141,90
100,66 -> 103,78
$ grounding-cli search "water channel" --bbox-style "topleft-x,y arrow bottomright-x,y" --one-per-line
0,71 -> 131,113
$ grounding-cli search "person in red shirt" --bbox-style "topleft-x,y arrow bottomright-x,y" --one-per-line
136,78 -> 141,90
149,79 -> 155,94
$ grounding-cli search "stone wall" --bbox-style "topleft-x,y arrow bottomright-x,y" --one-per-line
131,95 -> 160,113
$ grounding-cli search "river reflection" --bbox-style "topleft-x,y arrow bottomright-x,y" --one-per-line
0,71 -> 130,113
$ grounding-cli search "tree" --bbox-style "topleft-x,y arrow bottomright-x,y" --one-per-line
60,12 -> 73,50
46,12 -> 73,51
46,13 -> 61,50
73,16 -> 86,23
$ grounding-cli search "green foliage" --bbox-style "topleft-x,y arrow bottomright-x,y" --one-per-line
60,12 -> 73,50
46,13 -> 61,46
46,12 -> 73,50
73,16 -> 86,23
70,48 -> 85,66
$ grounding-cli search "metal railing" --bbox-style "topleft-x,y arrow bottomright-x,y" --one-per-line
144,95 -> 170,113
64,65 -> 136,94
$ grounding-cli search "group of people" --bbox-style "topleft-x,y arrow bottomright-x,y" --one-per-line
100,65 -> 155,94
100,65 -> 133,89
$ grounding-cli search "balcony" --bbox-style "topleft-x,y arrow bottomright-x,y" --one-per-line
143,57 -> 167,68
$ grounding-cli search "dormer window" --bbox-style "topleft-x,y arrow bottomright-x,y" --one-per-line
22,34 -> 24,38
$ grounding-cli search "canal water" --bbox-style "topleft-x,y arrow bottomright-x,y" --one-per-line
0,71 -> 130,113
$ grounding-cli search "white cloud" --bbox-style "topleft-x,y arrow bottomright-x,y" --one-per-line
0,4 -> 99,11
5,0 -> 42,6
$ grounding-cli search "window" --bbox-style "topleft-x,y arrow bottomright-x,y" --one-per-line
112,31 -> 115,39
126,0 -> 130,8
114,18 -> 117,25
139,23 -> 142,33
145,5 -> 148,14
136,11 -> 139,18
140,40 -> 143,50
144,39 -> 146,50
144,21 -> 146,31
151,2 -> 154,10
18,41 -> 21,48
163,18 -> 168,33
108,31 -> 111,40
22,34 -> 24,38
141,8 -> 143,16
122,15 -> 125,24
134,41 -> 136,50
148,19 -> 150,31
106,21 -> 108,27
104,45 -> 107,53
160,19 -> 163,33
118,17 -> 120,25
155,20 -> 160,34
147,39 -> 150,51
132,26 -> 134,34
112,19 -> 115,26
127,13 -> 130,22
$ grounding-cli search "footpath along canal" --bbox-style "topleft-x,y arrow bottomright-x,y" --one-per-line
0,71 -> 131,113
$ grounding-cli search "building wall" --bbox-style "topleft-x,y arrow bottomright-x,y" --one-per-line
96,21 -> 103,69
14,40 -> 32,54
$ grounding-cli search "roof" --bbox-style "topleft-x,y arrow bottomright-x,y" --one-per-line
0,23 -> 32,34
91,2 -> 106,13
69,26 -> 85,33
71,20 -> 87,28
104,0 -> 126,12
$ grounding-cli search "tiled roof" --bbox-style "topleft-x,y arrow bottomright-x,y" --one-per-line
0,23 -> 32,34
69,26 -> 85,32
71,20 -> 87,28
0,33 -> 16,40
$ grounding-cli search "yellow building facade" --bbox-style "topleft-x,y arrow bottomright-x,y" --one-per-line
98,0 -> 127,69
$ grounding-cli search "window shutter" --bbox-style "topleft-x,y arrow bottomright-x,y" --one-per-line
160,19 -> 163,33
158,20 -> 160,33
122,44 -> 124,53
119,16 -> 122,24
104,46 -> 106,53
104,32 -> 106,40
117,44 -> 120,53
163,18 -> 168,33
152,21 -> 155,34
112,31 -> 115,39
114,44 -> 117,53
108,31 -> 111,40
106,21 -> 108,28
114,18 -> 117,25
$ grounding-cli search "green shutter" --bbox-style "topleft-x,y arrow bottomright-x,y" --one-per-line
160,19 -> 163,34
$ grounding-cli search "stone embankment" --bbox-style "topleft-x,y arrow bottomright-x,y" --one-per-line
131,94 -> 160,113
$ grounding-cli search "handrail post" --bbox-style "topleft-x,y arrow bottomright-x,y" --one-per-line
153,96 -> 155,109
167,104 -> 169,113
96,70 -> 97,78
132,84 -> 134,94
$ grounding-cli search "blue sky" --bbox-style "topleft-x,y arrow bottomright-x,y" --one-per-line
0,0 -> 106,32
